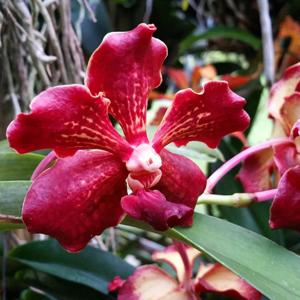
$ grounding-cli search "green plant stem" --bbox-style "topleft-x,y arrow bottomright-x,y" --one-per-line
197,189 -> 277,207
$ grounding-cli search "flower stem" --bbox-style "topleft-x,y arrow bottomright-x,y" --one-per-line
0,214 -> 23,224
254,189 -> 277,202
197,189 -> 277,207
205,137 -> 291,193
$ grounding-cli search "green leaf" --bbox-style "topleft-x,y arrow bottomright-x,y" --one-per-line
0,181 -> 30,217
0,222 -> 24,231
179,26 -> 261,54
0,152 -> 43,181
166,143 -> 222,174
168,213 -> 300,300
0,140 -> 11,153
247,86 -> 273,145
0,180 -> 29,230
177,141 -> 224,161
123,215 -> 300,299
16,269 -> 113,300
9,239 -> 134,294
20,289 -> 53,300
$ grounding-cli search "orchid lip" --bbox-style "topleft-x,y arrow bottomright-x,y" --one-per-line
127,169 -> 162,192
126,143 -> 162,173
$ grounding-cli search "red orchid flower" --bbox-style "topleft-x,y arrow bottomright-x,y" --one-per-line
6,23 -> 249,252
110,243 -> 261,300
236,63 -> 300,231
237,63 -> 300,193
269,120 -> 300,231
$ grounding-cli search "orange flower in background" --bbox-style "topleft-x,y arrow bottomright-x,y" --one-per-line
275,16 -> 300,74
149,65 -> 217,102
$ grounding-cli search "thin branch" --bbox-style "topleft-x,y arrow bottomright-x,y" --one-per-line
2,36 -> 22,116
12,0 -> 50,86
143,0 -> 153,23
69,26 -> 85,81
75,0 -> 85,42
59,0 -> 76,81
35,0 -> 69,83
81,0 -> 96,23
257,0 -> 274,86
0,11 -> 3,47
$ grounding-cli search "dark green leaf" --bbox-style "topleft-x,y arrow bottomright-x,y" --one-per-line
179,26 -> 261,54
20,289 -> 53,300
169,213 -> 300,300
16,269 -> 113,300
9,239 -> 134,294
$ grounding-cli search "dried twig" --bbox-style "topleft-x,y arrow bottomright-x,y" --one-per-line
12,0 -> 50,86
2,37 -> 21,116
0,0 -> 86,138
188,0 -> 207,24
75,0 -> 85,42
35,0 -> 69,83
81,0 -> 97,23
59,0 -> 76,81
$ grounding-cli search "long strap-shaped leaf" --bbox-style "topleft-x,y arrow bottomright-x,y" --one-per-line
168,214 -> 300,300
124,214 -> 300,300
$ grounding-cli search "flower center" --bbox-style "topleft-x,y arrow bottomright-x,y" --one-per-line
126,143 -> 162,192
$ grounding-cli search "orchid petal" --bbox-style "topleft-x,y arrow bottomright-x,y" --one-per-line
152,245 -> 200,283
22,150 -> 127,252
152,82 -> 250,152
7,85 -> 132,160
86,23 -> 167,145
121,189 -> 193,231
108,276 -> 125,293
195,263 -> 261,300
291,119 -> 300,138
270,165 -> 300,232
269,62 -> 300,121
118,265 -> 191,300
273,142 -> 300,175
236,147 -> 275,192
280,92 -> 300,134
154,149 -> 206,226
